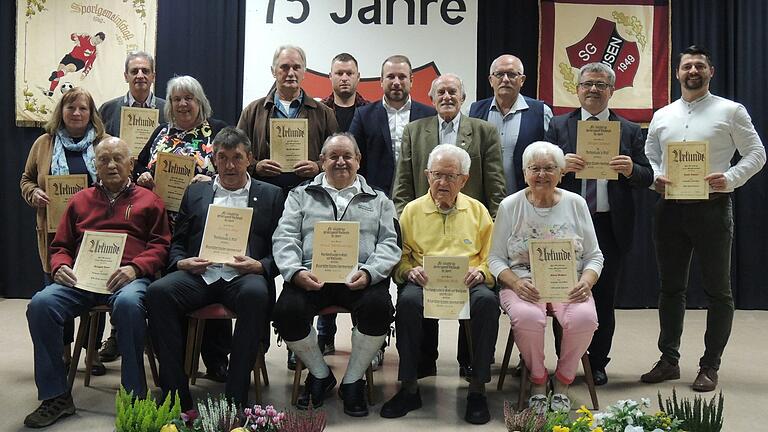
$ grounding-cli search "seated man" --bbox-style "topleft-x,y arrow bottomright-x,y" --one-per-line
272,133 -> 400,417
381,144 -> 499,425
25,137 -> 171,428
146,127 -> 284,410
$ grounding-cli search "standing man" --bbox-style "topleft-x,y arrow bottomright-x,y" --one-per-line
99,51 -> 166,137
546,62 -> 653,385
642,45 -> 765,391
350,55 -> 436,194
237,45 -> 338,193
322,53 -> 369,132
470,54 -> 552,194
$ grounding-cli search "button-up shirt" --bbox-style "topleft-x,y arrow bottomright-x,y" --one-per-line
322,174 -> 360,217
580,108 -> 610,212
438,112 -> 461,145
126,91 -> 158,108
273,90 -> 304,118
383,97 -> 413,163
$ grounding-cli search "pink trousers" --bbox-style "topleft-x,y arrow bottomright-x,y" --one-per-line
499,288 -> 598,385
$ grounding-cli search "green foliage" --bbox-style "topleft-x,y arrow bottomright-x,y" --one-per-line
659,388 -> 725,432
115,387 -> 182,432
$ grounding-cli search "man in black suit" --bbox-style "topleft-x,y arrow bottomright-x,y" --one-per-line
545,62 -> 653,385
146,127 -> 284,410
349,55 -> 436,195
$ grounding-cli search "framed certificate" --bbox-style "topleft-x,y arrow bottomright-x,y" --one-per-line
153,152 -> 196,212
269,118 -> 308,172
576,120 -> 620,180
73,231 -> 127,294
528,238 -> 577,303
665,141 -> 709,200
45,174 -> 88,233
423,256 -> 470,320
311,221 -> 360,283
120,106 -> 160,157
198,205 -> 254,263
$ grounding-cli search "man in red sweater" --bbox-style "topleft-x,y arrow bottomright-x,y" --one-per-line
24,137 -> 170,428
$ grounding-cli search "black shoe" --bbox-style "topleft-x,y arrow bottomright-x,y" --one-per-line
203,364 -> 228,383
24,393 -> 75,428
48,71 -> 58,82
339,379 -> 368,417
296,372 -> 336,410
416,363 -> 437,379
465,392 -> 490,425
287,350 -> 297,371
459,364 -> 473,383
90,359 -> 106,376
317,335 -> 335,356
380,388 -> 422,418
592,368 -> 608,386
98,335 -> 120,362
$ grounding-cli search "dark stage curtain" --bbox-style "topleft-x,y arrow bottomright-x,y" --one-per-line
2,1 -> 765,309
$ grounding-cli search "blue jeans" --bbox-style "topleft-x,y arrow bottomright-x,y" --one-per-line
27,279 -> 150,400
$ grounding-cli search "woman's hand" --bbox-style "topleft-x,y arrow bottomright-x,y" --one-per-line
568,280 -> 593,303
512,278 -> 541,303
32,188 -> 50,207
137,172 -> 155,189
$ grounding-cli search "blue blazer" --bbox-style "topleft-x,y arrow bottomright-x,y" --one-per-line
349,100 -> 436,195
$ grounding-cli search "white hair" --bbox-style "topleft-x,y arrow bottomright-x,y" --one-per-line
429,73 -> 467,100
427,144 -> 471,175
522,141 -> 566,170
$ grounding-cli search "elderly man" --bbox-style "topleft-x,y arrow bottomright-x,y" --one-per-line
24,137 -> 170,428
350,55 -> 436,194
272,133 -> 400,417
642,45 -> 765,392
545,62 -> 653,385
382,144 -> 499,424
470,54 -> 552,193
237,45 -> 338,192
99,51 -> 166,137
321,52 -> 369,132
146,127 -> 284,410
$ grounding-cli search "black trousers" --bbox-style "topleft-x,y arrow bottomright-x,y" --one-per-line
146,271 -> 272,410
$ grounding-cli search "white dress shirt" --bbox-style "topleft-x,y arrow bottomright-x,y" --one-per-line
438,112 -> 461,145
383,97 -> 413,163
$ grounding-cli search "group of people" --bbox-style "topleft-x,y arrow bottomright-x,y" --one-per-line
19,43 -> 765,429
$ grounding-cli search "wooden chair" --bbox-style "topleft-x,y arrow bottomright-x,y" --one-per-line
184,303 -> 269,403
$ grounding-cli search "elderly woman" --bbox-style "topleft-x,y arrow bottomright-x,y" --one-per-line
489,141 -> 602,414
134,75 -> 227,188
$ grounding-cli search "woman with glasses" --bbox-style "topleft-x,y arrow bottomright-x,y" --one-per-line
488,141 -> 603,414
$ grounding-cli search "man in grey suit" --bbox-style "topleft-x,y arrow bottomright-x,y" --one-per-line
545,62 -> 653,385
98,51 -> 166,137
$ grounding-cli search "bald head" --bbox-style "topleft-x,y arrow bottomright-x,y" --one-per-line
95,137 -> 134,192
488,54 -> 526,107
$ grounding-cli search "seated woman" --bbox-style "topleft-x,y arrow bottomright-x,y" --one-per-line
488,141 -> 603,414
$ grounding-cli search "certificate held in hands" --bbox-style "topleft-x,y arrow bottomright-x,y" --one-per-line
120,107 -> 160,157
73,231 -> 127,294
199,205 -> 254,263
528,239 -> 577,303
270,118 -> 308,172
423,256 -> 470,320
665,141 -> 709,200
45,174 -> 88,233
311,221 -> 360,283
576,120 -> 620,180
153,152 -> 196,212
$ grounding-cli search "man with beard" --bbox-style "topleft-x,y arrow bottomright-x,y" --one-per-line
321,53 -> 369,132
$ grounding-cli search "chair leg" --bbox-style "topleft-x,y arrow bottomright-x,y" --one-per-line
260,350 -> 270,387
84,311 -> 102,387
518,360 -> 529,411
291,357 -> 304,406
145,334 -> 160,388
365,366 -> 374,405
252,344 -> 267,404
497,327 -> 515,391
581,354 -> 599,410
68,313 -> 90,389
190,320 -> 206,386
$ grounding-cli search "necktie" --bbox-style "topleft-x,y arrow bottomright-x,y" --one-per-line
584,116 -> 598,214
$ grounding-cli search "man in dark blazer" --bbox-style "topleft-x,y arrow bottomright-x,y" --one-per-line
146,127 -> 284,410
545,62 -> 653,385
469,54 -> 552,194
350,55 -> 436,195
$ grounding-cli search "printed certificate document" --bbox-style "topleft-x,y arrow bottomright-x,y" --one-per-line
423,255 -> 470,319
120,107 -> 160,157
311,221 -> 360,283
153,152 -> 196,212
199,205 -> 254,263
73,231 -> 127,294
45,174 -> 87,233
576,120 -> 620,180
270,118 -> 308,172
665,141 -> 709,200
528,239 -> 577,303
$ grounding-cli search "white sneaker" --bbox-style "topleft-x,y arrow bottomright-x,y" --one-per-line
550,393 -> 571,412
527,394 -> 548,415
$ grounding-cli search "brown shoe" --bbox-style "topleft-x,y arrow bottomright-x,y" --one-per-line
640,359 -> 680,383
692,367 -> 718,392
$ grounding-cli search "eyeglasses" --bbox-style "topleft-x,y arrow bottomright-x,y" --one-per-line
578,81 -> 611,91
429,171 -> 462,182
492,71 -> 523,80
526,165 -> 559,174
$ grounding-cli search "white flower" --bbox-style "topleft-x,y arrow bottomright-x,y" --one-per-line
641,398 -> 651,407
624,426 -> 644,432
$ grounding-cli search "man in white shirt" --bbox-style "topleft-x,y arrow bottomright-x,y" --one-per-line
642,45 -> 765,392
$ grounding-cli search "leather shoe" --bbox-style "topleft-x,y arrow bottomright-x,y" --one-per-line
592,368 -> 608,386
464,392 -> 490,424
641,359 -> 680,383
98,335 -> 120,362
296,371 -> 336,409
459,364 -> 473,383
203,364 -> 228,383
90,359 -> 106,376
692,367 -> 718,392
380,388 -> 422,418
416,363 -> 437,379
339,379 -> 368,417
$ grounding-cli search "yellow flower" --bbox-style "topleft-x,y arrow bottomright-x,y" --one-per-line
159,425 -> 178,432
576,405 -> 594,421
553,426 -> 570,432
593,428 -> 604,432
230,428 -> 249,432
